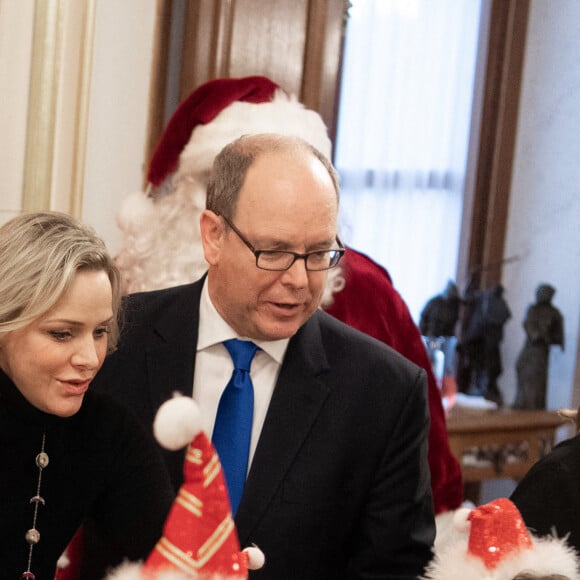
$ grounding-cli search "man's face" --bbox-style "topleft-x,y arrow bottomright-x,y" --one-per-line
202,149 -> 339,341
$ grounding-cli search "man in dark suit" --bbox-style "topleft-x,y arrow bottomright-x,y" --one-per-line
93,133 -> 434,578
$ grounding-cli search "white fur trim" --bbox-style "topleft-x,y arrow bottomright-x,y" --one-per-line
178,91 -> 332,179
434,504 -> 476,550
423,534 -> 580,580
452,506 -> 472,534
104,561 -> 146,579
104,560 -> 240,579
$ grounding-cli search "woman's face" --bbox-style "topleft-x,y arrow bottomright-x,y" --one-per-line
0,270 -> 113,417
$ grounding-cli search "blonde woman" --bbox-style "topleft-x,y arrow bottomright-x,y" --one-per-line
0,212 -> 173,579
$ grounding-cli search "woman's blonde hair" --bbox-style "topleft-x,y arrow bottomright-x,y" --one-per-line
0,211 -> 121,350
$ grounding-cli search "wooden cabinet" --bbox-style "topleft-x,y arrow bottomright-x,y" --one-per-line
446,406 -> 568,503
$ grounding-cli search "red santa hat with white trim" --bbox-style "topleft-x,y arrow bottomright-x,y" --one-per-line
114,76 -> 332,294
106,395 -> 265,580
147,75 -> 332,191
423,498 -> 580,580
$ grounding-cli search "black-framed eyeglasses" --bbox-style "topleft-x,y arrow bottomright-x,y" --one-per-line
221,216 -> 345,271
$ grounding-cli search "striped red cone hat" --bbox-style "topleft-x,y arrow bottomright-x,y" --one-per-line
143,395 -> 264,579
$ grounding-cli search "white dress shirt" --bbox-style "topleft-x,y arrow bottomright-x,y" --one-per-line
192,279 -> 289,469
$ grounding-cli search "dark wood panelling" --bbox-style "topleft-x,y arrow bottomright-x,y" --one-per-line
144,0 -> 174,188
465,0 -> 530,290
146,0 -> 348,163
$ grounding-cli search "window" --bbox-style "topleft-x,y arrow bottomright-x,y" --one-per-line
335,0 -> 482,321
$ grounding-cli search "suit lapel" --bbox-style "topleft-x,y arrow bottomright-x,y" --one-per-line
235,312 -> 331,543
145,280 -> 203,411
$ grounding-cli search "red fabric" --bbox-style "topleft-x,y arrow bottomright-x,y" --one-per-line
468,498 -> 532,569
54,525 -> 83,580
324,248 -> 463,514
144,432 -> 246,577
147,76 -> 280,186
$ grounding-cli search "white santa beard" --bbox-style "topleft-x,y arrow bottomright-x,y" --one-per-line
115,176 -> 208,293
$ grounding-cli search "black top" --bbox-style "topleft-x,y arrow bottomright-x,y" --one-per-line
0,369 -> 174,579
511,433 -> 580,555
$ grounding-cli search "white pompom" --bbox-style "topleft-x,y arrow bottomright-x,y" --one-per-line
243,545 -> 266,570
452,506 -> 473,534
153,394 -> 202,450
56,548 -> 70,569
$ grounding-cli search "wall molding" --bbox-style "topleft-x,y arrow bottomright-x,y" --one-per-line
22,0 -> 96,216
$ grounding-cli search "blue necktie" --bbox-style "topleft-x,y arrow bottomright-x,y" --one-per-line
212,339 -> 259,514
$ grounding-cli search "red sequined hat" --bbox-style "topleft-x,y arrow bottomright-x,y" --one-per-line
422,497 -> 580,580
466,498 -> 532,569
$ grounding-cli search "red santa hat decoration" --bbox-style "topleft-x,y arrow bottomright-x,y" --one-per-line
423,498 -> 579,580
115,75 -> 333,294
107,395 -> 264,579
146,75 -> 331,191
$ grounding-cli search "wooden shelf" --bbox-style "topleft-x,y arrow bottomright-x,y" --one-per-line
446,407 -> 568,503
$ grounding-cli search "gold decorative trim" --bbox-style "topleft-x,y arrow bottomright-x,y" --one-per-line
69,0 -> 96,218
22,0 -> 63,212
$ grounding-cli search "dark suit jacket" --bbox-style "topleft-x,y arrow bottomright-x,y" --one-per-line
511,433 -> 580,555
93,277 -> 435,579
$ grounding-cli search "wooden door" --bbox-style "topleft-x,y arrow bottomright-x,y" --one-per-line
145,0 -> 350,171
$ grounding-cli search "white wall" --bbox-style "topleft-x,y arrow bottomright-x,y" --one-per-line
0,0 -> 155,249
82,0 -> 156,254
480,0 -> 580,504
0,0 -> 34,224
501,0 -> 580,412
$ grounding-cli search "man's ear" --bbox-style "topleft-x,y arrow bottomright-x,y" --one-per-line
200,210 -> 224,265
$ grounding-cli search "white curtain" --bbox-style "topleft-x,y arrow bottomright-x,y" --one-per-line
335,0 -> 482,322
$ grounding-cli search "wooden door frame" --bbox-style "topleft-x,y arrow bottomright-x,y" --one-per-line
459,0 -> 530,292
